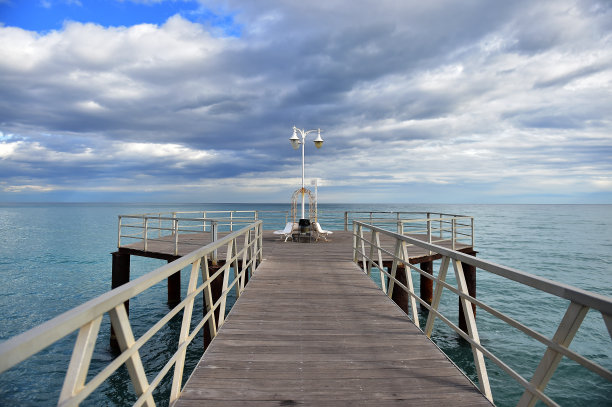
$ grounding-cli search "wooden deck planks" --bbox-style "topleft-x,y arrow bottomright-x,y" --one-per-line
172,236 -> 491,406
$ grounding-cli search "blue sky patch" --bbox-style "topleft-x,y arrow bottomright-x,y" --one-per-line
0,0 -> 241,36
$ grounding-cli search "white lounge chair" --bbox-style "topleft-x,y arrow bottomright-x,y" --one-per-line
273,222 -> 297,242
314,222 -> 332,241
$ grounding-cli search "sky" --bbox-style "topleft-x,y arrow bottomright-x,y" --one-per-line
0,0 -> 611,204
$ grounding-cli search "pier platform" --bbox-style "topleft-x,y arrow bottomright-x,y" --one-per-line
117,229 -> 475,264
160,232 -> 490,406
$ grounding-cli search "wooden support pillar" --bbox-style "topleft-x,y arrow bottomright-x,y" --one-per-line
420,260 -> 433,310
110,251 -> 130,350
167,262 -> 181,307
243,263 -> 250,286
203,263 -> 224,351
458,259 -> 477,333
391,264 -> 409,314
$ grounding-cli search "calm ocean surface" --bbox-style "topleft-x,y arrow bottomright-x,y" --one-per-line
0,203 -> 610,406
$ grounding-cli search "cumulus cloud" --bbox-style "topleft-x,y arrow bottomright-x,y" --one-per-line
0,0 -> 611,202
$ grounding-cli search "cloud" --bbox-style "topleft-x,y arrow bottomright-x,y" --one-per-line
0,0 -> 611,203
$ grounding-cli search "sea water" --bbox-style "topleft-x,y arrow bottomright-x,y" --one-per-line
0,203 -> 610,406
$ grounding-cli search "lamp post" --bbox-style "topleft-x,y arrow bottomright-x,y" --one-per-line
289,126 -> 324,220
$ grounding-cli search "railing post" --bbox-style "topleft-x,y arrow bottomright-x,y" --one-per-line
396,212 -> 401,233
471,217 -> 474,247
352,221 -> 358,263
374,231 -> 386,293
211,221 -> 218,266
452,218 -> 456,250
427,212 -> 432,255
144,217 -> 149,252
258,222 -> 263,264
173,217 -> 179,256
117,216 -> 122,248
59,316 -> 103,405
157,214 -> 162,238
452,259 -> 492,402
218,240 -> 234,327
230,211 -> 234,231
141,216 -> 146,247
344,212 -> 348,231
170,258 -> 201,403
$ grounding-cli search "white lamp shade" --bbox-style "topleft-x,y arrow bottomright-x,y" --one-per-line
289,131 -> 300,150
313,133 -> 324,149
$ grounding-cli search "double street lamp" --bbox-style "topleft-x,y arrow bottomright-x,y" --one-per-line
289,126 -> 324,220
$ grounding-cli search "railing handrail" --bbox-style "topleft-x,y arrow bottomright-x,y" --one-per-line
345,210 -> 469,218
352,220 -> 612,406
117,215 -> 261,254
356,221 -> 611,313
118,215 -> 257,222
345,214 -> 474,249
0,220 -> 264,406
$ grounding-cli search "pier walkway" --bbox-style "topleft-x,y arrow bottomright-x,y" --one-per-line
173,233 -> 491,406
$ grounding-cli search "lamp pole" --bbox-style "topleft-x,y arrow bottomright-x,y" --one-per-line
289,126 -> 324,220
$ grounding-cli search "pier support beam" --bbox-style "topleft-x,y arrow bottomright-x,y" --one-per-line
391,264 -> 409,314
110,251 -> 130,350
420,261 -> 433,311
167,264 -> 181,307
458,258 -> 477,333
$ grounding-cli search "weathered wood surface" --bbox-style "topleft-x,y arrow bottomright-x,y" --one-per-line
172,235 -> 491,406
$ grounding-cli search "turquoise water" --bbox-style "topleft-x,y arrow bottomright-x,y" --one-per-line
0,203 -> 611,406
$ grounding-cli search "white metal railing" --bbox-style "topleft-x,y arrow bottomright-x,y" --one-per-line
0,221 -> 263,407
118,211 -> 263,256
118,211 -> 291,256
352,220 -> 612,407
344,211 -> 474,250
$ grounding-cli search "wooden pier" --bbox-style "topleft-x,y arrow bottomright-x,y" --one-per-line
174,233 -> 489,406
117,230 -> 489,406
2,214 -> 610,406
